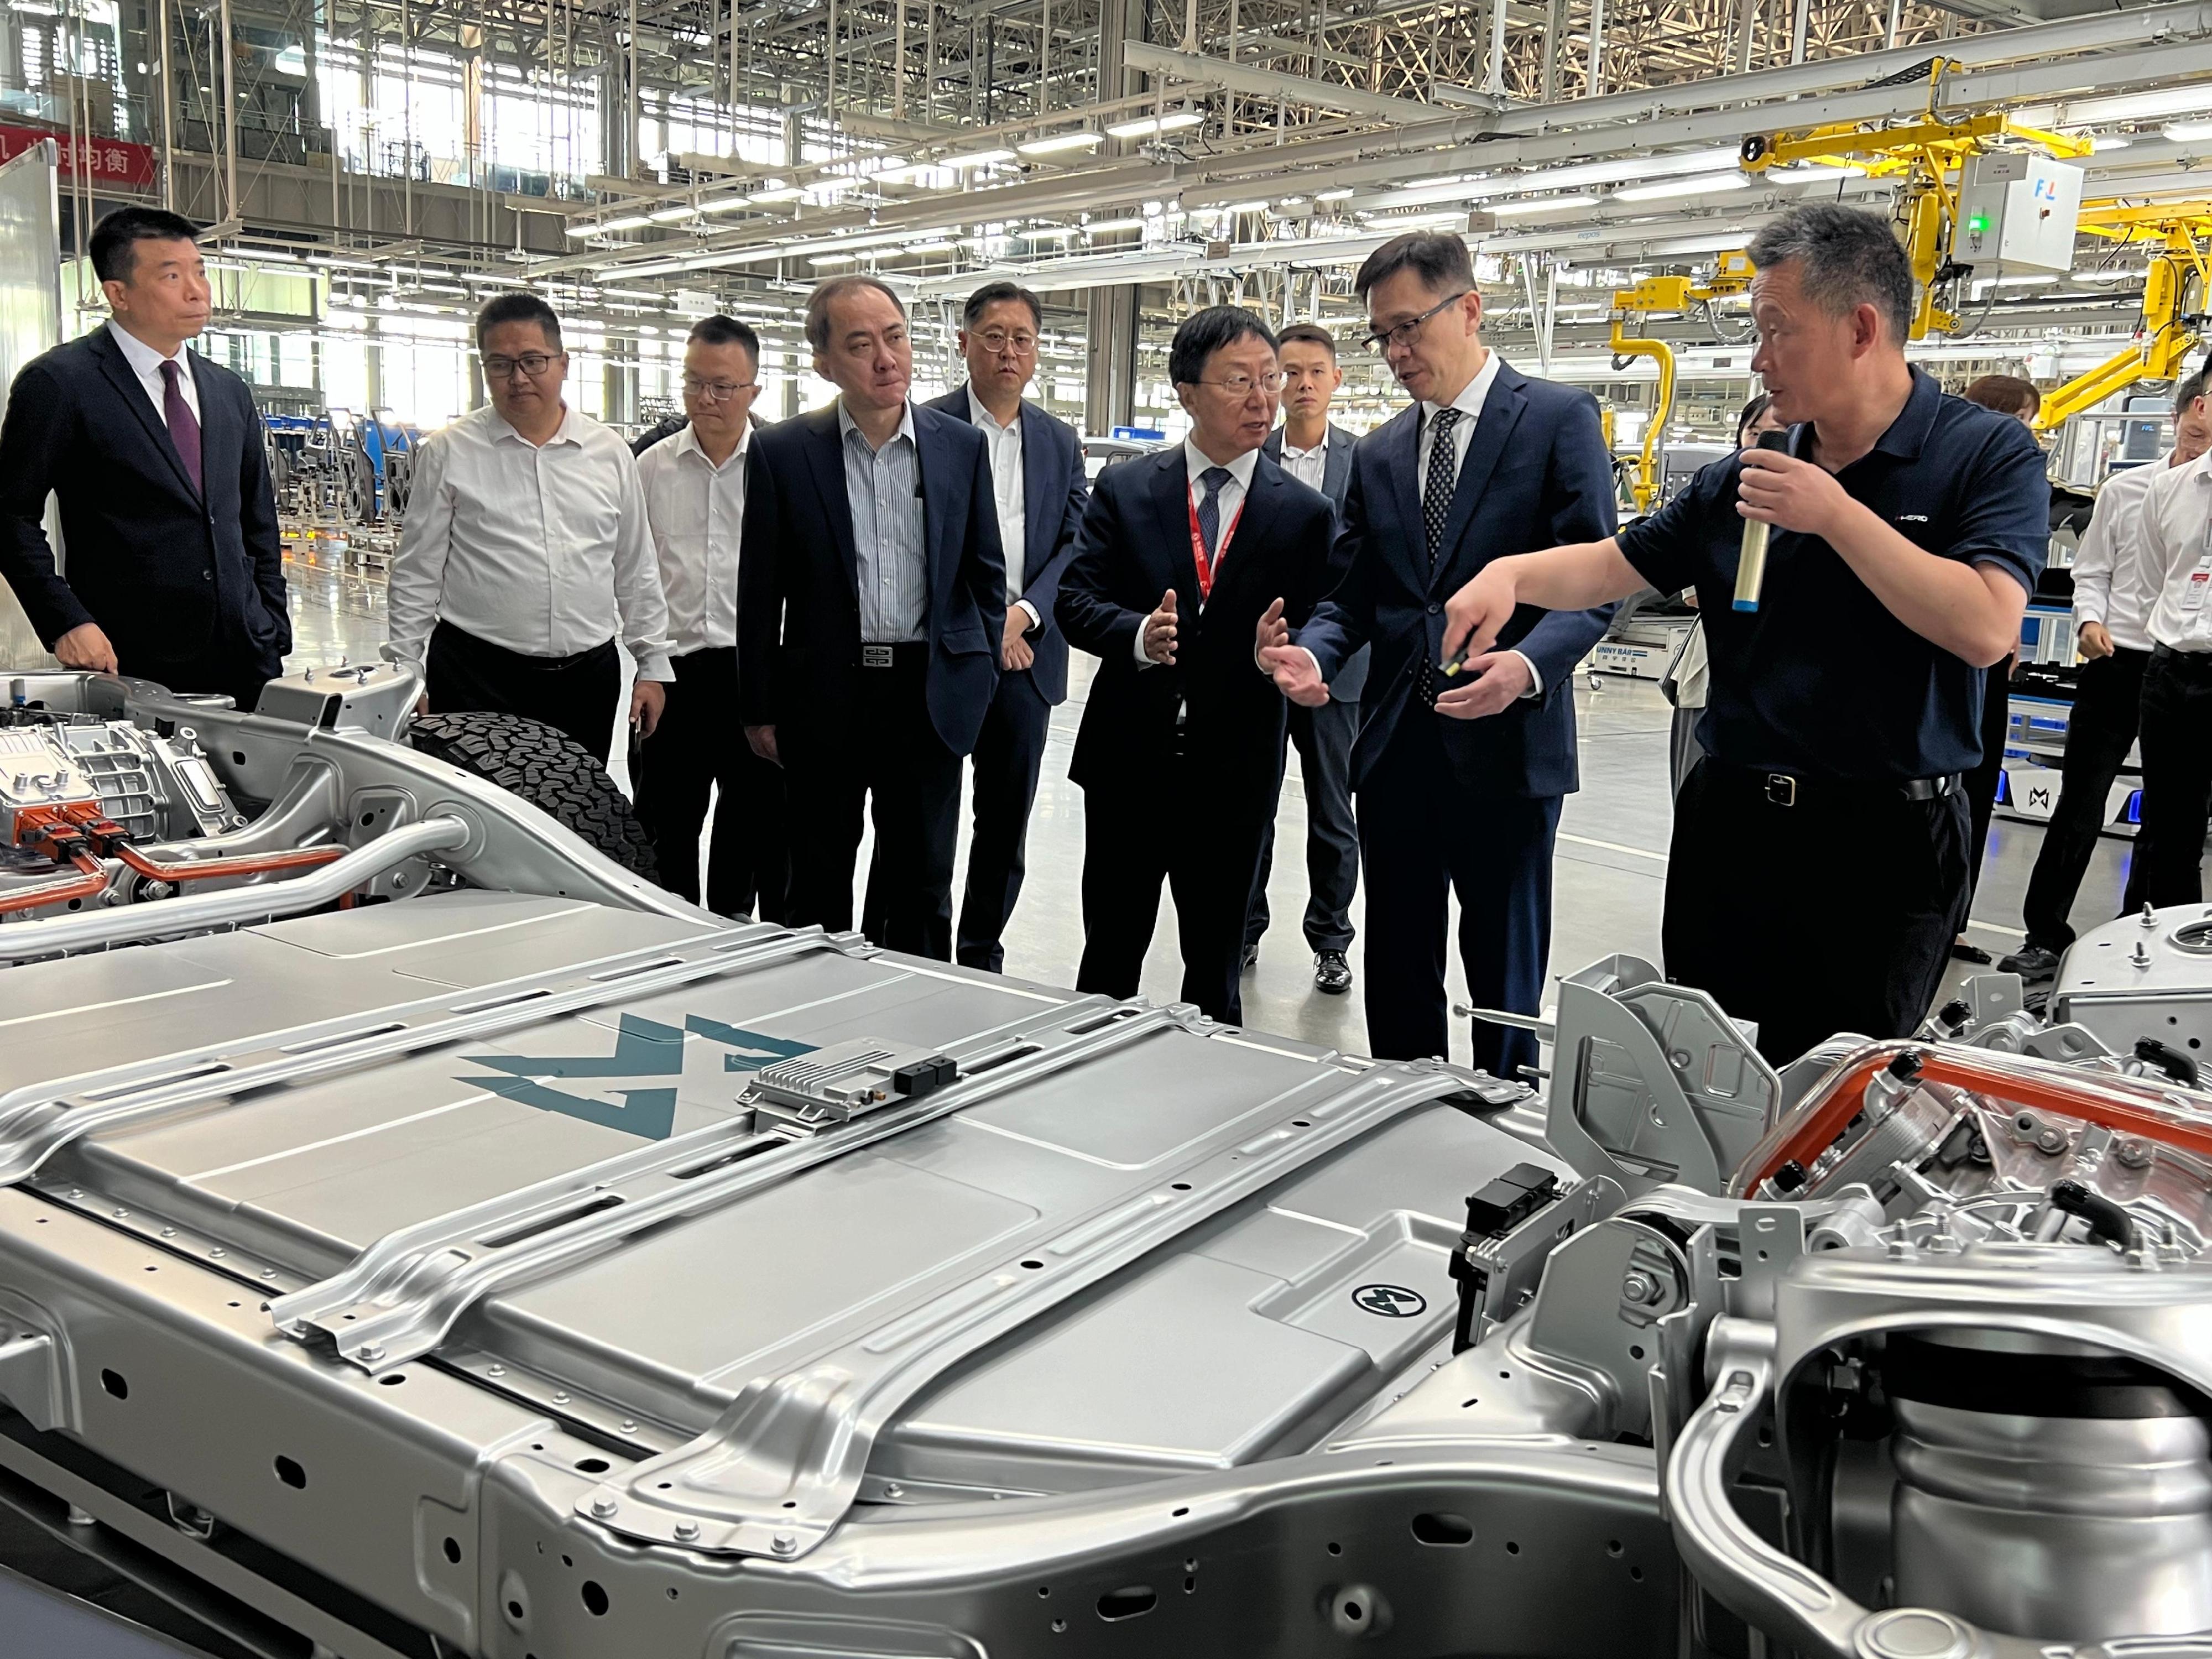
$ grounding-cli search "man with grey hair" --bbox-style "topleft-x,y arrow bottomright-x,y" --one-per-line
735,274 -> 1005,957
1433,202 -> 2051,1063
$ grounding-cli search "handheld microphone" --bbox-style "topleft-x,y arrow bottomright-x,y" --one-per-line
1731,429 -> 1793,613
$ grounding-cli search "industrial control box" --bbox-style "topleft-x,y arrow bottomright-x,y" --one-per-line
1956,152 -> 2085,274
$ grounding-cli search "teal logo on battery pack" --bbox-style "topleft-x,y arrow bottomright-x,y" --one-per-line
462,1014 -> 816,1140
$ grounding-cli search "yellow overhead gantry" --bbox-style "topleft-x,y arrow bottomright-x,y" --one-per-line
1608,254 -> 1754,510
2031,201 -> 2210,431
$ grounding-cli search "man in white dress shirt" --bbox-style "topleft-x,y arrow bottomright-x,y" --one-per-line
632,315 -> 787,920
388,294 -> 672,765
2001,370 -> 2212,978
2108,374 -> 2212,912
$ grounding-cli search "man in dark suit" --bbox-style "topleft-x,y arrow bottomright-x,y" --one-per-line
918,281 -> 1088,971
1061,306 -> 1336,1026
1247,322 -> 1363,996
1261,232 -> 1617,1076
0,206 -> 288,708
737,276 -> 1006,959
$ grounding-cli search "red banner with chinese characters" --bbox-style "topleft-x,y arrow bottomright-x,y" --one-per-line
0,126 -> 158,190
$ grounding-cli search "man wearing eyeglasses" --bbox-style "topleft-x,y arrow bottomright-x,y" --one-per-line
895,280 -> 1089,972
1259,232 -> 1617,1075
388,294 -> 672,765
1060,306 -> 1336,1025
630,315 -> 787,921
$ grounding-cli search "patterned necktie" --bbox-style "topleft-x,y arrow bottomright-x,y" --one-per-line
1197,466 -> 1230,559
1422,406 -> 1463,574
160,360 -> 203,497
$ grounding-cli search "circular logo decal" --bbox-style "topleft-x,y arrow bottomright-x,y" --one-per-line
1351,1283 -> 1428,1318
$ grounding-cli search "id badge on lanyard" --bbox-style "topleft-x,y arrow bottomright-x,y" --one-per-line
2184,529 -> 2212,612
1187,494 -> 1244,603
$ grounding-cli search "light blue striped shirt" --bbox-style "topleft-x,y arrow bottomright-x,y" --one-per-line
839,400 -> 928,643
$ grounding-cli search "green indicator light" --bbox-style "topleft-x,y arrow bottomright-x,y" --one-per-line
1969,215 -> 1990,233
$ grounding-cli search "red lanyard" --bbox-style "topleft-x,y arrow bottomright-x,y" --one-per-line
1186,491 -> 1245,602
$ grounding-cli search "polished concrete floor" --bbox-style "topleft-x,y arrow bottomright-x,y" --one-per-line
283,548 -> 2142,1065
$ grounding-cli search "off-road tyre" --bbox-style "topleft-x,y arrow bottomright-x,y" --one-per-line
406,710 -> 659,881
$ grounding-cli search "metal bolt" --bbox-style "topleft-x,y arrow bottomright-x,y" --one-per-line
2132,940 -> 2153,967
68,1189 -> 81,1199
771,1532 -> 797,1555
2143,903 -> 2159,926
552,1391 -> 570,1404
358,1344 -> 384,1362
112,1208 -> 128,1218
260,1267 -> 276,1279
2116,1139 -> 2154,1170
1620,1270 -> 1658,1305
884,1483 -> 905,1499
2036,1128 -> 2069,1156
1669,1050 -> 1692,1070
208,1248 -> 224,1258
589,1495 -> 619,1519
674,1520 -> 700,1542
487,1364 -> 505,1378
160,1228 -> 176,1238
619,1419 -> 637,1432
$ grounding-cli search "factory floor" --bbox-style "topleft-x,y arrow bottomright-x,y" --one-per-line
285,551 -> 2133,1057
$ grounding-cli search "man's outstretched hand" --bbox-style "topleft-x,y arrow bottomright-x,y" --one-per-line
1439,564 -> 1520,667
1433,650 -> 1531,720
53,623 -> 117,674
1256,598 -> 1329,706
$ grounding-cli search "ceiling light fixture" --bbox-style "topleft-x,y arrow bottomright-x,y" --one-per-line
1612,172 -> 1749,202
942,148 -> 1017,169
2065,86 -> 2212,125
600,213 -> 654,232
745,185 -> 804,204
1315,186 -> 1355,201
2166,120 -> 2212,141
1084,217 -> 1147,233
646,205 -> 695,223
1103,109 -> 1206,139
808,253 -> 858,268
1488,192 -> 1603,217
1016,131 -> 1103,156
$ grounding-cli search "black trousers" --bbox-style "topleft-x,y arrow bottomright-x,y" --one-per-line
633,647 -> 790,921
425,619 -> 620,764
2021,646 -> 2147,951
1961,658 -> 2013,896
785,650 -> 962,960
1076,760 -> 1269,1027
133,654 -> 272,714
2124,645 -> 2212,914
1246,696 -> 1360,955
1357,717 -> 1560,1078
954,667 -> 1054,971
1665,759 -> 1970,1067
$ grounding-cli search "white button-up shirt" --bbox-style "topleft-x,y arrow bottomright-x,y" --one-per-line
971,390 -> 1027,599
106,320 -> 199,425
2133,445 -> 2212,653
2072,452 -> 2174,655
1279,435 -> 1330,494
636,422 -> 748,656
386,401 -> 674,680
1417,348 -> 1503,482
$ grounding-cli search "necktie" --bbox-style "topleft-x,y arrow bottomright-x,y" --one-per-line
160,360 -> 203,497
1197,466 -> 1230,560
1422,406 -> 1463,573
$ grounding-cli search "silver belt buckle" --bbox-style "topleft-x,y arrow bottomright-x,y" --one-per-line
861,643 -> 896,669
1762,773 -> 1798,807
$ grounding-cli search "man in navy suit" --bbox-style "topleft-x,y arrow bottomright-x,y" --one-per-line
1261,232 -> 1616,1075
1061,307 -> 1336,1026
737,276 -> 1005,959
906,283 -> 1087,971
0,206 -> 288,708
1248,322 -> 1363,997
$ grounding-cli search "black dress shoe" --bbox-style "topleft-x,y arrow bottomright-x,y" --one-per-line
1240,942 -> 1260,972
1949,940 -> 1992,964
1998,943 -> 2062,980
1313,950 -> 1353,995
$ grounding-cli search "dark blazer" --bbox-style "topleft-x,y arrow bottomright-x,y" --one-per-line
922,387 -> 1089,705
1264,421 -> 1366,701
1295,359 -> 1617,799
737,401 -> 1006,756
0,326 -> 288,676
1060,447 -> 1335,799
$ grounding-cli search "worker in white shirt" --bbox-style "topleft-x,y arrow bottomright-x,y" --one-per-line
388,294 -> 672,764
2001,370 -> 2212,978
632,316 -> 787,921
2109,371 -> 2212,914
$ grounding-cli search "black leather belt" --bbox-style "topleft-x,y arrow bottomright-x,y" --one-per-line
1707,760 -> 1961,808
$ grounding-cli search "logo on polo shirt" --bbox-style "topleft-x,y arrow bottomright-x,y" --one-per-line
1897,513 -> 1929,523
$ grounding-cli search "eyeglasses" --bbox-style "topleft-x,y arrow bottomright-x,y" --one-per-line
1361,291 -> 1471,354
482,351 -> 560,380
973,328 -> 1038,354
683,374 -> 759,401
1200,370 -> 1284,397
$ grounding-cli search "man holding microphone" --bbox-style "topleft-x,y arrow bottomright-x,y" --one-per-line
1429,204 -> 2048,1063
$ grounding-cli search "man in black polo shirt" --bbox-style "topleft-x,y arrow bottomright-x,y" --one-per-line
1438,204 -> 2048,1063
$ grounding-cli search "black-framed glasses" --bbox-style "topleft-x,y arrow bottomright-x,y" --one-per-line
482,351 -> 560,379
683,374 -> 759,401
1202,369 -> 1284,397
1361,291 -> 1471,354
